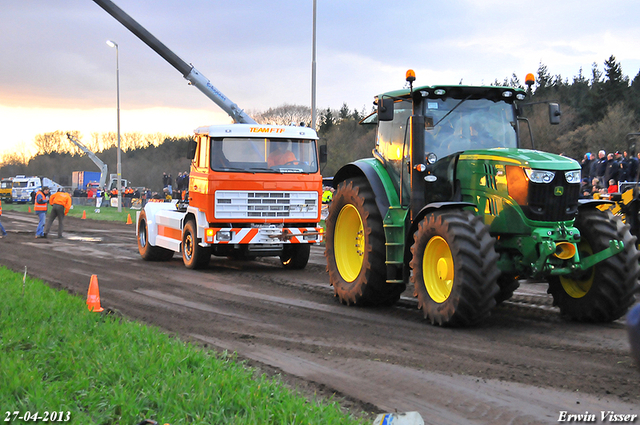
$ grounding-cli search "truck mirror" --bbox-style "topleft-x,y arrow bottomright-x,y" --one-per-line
378,97 -> 394,122
549,103 -> 561,125
319,144 -> 327,164
187,139 -> 198,160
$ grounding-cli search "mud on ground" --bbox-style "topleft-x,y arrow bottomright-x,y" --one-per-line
1,210 -> 638,425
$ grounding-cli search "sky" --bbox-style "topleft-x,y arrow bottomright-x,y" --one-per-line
1,0 -> 639,158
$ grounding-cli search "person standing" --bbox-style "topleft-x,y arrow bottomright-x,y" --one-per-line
44,189 -> 72,238
167,173 -> 173,196
34,186 -> 50,238
595,150 -> 607,183
580,153 -> 593,181
603,153 -> 619,188
0,198 -> 7,238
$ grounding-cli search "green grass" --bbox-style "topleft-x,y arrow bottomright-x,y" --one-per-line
0,267 -> 366,424
3,202 -> 135,223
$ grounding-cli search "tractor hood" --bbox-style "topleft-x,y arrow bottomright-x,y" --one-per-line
458,148 -> 580,171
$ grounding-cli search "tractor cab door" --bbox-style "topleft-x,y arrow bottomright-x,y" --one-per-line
374,100 -> 412,205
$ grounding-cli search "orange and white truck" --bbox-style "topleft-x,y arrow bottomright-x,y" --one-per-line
94,0 -> 324,270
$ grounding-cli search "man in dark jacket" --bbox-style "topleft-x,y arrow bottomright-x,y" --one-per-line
580,153 -> 593,180
622,150 -> 639,182
595,150 -> 607,182
603,153 -> 619,188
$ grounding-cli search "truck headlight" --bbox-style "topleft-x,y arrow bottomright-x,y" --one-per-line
564,170 -> 581,184
216,230 -> 234,242
525,168 -> 555,183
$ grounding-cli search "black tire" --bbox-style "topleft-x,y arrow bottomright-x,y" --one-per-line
182,220 -> 211,269
325,177 -> 405,306
137,210 -> 174,261
495,273 -> 520,305
547,209 -> 640,322
410,210 -> 500,326
280,244 -> 310,270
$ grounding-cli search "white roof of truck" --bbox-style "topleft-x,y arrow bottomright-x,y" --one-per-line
194,123 -> 318,140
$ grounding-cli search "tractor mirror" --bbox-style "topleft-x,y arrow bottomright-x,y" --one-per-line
187,138 -> 198,160
378,97 -> 394,121
424,116 -> 434,130
549,103 -> 561,125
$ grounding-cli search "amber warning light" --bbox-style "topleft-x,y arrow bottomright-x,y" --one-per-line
406,69 -> 416,83
525,73 -> 535,87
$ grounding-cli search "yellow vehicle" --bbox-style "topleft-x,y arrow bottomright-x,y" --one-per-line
0,177 -> 13,203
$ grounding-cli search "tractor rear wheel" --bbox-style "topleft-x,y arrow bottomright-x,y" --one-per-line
410,210 -> 500,326
325,177 -> 405,306
547,209 -> 640,322
137,210 -> 174,261
182,220 -> 211,269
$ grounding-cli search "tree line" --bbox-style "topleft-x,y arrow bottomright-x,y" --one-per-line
1,55 -> 638,185
0,133 -> 191,192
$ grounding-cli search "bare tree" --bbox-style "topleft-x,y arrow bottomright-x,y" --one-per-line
34,131 -> 65,155
253,104 -> 311,127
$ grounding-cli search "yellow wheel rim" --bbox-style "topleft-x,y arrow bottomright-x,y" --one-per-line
334,204 -> 364,282
559,241 -> 594,298
423,236 -> 454,303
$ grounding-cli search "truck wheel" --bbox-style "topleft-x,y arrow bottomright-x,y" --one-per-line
325,177 -> 405,306
182,220 -> 211,269
280,244 -> 310,270
410,210 -> 500,326
137,210 -> 173,261
547,209 -> 640,322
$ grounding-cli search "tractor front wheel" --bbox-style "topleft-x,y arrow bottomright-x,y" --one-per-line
410,210 -> 500,326
325,177 -> 405,306
547,209 -> 640,322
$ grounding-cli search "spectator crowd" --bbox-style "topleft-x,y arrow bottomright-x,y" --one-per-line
578,150 -> 640,198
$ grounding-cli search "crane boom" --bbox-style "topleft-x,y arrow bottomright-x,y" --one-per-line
67,133 -> 108,189
92,0 -> 256,124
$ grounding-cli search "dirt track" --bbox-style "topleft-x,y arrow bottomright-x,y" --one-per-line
1,210 -> 638,424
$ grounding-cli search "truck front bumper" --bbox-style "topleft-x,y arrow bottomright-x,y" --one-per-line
204,226 -> 324,245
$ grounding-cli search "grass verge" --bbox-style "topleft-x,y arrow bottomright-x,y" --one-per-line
3,203 -> 136,223
0,267 -> 366,424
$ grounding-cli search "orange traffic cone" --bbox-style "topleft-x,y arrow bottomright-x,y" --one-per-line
126,213 -> 132,225
28,206 -> 31,212
82,210 -> 86,219
86,274 -> 104,312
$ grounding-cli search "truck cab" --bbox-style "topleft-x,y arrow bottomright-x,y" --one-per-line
138,123 -> 324,270
12,176 -> 63,203
0,177 -> 13,203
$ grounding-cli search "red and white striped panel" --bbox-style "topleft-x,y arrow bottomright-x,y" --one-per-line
207,227 -> 323,245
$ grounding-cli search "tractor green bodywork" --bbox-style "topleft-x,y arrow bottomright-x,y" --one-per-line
333,84 -> 623,285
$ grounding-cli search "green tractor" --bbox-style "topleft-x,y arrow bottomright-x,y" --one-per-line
325,71 -> 640,326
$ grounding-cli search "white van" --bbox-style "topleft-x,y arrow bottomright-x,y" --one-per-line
12,176 -> 63,203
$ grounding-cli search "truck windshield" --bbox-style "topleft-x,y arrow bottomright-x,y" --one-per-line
12,182 -> 28,188
211,137 -> 318,173
423,98 -> 517,159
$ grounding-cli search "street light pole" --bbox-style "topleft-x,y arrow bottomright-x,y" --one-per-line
106,39 -> 122,212
311,0 -> 317,131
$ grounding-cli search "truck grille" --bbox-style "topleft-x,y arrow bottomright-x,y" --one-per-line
215,191 -> 318,220
525,173 -> 579,222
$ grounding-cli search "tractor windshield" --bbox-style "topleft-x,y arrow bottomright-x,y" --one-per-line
210,137 -> 318,174
423,98 -> 517,160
